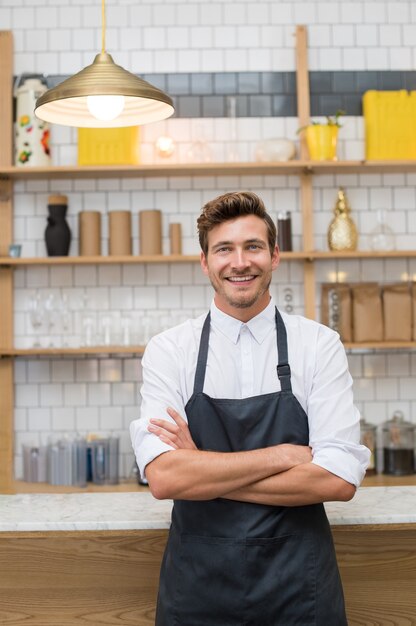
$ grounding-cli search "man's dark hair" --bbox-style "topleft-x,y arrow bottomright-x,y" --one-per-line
197,191 -> 277,256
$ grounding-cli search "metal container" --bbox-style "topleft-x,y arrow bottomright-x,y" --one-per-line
382,411 -> 415,476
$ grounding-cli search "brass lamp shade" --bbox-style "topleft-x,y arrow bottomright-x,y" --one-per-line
35,52 -> 174,127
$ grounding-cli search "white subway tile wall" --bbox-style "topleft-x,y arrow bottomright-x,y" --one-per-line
7,0 -> 416,478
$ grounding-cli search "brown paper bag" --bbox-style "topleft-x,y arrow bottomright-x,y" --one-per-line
413,283 -> 416,341
382,283 -> 412,341
321,283 -> 352,342
352,283 -> 383,342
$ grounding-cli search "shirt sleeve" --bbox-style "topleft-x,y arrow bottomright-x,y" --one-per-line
130,332 -> 187,479
307,326 -> 371,488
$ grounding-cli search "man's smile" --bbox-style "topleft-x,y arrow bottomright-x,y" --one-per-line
225,275 -> 257,283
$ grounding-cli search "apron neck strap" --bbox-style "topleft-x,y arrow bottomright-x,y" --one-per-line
275,307 -> 292,392
193,312 -> 211,395
193,308 -> 293,395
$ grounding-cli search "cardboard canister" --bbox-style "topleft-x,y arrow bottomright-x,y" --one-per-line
139,210 -> 162,255
109,211 -> 132,255
169,223 -> 182,255
79,211 -> 101,256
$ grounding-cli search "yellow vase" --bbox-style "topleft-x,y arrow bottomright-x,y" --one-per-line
306,125 -> 339,161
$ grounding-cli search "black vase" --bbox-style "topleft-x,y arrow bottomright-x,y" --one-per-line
45,204 -> 71,256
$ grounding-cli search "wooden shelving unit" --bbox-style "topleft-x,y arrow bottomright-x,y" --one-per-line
1,26 -> 416,493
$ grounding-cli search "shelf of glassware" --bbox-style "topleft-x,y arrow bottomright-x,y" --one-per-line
2,159 -> 416,180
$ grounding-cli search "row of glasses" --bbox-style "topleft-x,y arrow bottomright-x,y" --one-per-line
28,290 -> 191,348
28,291 -> 71,347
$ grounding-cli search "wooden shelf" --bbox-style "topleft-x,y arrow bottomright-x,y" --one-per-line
2,159 -> 416,180
3,341 -> 414,358
344,341 -> 416,350
0,251 -> 307,266
311,249 -> 416,259
12,479 -> 147,493
362,474 -> 416,487
0,254 -> 200,266
2,249 -> 415,266
0,346 -> 145,357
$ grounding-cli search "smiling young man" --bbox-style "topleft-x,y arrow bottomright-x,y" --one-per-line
130,191 -> 370,626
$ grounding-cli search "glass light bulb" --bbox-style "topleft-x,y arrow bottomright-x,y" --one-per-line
86,95 -> 125,121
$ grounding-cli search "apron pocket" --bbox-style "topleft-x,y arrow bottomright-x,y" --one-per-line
245,533 -> 316,626
174,534 -> 245,626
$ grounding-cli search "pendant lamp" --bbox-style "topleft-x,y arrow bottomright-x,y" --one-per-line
35,0 -> 174,127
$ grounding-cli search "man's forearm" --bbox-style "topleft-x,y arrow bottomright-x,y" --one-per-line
146,444 -> 311,500
222,462 -> 356,506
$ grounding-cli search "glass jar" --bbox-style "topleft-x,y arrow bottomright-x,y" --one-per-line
382,411 -> 415,476
360,417 -> 377,475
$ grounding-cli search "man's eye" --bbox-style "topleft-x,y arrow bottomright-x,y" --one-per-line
217,247 -> 231,253
248,244 -> 260,250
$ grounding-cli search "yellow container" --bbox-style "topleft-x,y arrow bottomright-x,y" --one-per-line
363,90 -> 416,160
305,125 -> 338,161
77,126 -> 140,165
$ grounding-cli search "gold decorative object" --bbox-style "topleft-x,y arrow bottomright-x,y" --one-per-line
34,0 -> 174,128
327,187 -> 358,251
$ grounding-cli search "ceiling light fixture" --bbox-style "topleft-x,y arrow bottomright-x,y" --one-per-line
35,0 -> 174,127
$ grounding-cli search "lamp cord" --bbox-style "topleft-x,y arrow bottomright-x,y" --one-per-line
101,0 -> 106,53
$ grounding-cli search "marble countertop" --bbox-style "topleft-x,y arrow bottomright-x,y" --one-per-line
1,486 -> 416,532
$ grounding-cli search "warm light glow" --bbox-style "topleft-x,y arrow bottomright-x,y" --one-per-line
155,135 -> 175,157
87,94 -> 125,121
328,271 -> 347,282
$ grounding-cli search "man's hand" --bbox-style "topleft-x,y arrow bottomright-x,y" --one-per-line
278,443 -> 312,467
148,407 -> 198,450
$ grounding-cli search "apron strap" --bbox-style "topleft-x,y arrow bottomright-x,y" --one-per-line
193,308 -> 293,394
193,312 -> 211,394
275,307 -> 292,392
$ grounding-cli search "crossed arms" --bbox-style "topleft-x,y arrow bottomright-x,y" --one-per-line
145,408 -> 356,506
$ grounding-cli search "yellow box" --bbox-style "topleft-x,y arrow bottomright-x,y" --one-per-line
77,126 -> 140,165
363,90 -> 416,160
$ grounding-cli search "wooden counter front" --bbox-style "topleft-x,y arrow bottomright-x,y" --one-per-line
0,523 -> 415,625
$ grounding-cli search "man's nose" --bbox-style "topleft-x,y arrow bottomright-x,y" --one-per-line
231,249 -> 250,269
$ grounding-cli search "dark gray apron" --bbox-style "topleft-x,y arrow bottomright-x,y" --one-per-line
155,308 -> 347,626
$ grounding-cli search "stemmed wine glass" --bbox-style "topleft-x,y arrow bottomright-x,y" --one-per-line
29,292 -> 43,347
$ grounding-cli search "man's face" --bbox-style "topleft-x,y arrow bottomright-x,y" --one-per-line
200,214 -> 279,320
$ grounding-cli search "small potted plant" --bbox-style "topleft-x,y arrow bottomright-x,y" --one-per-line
298,110 -> 345,161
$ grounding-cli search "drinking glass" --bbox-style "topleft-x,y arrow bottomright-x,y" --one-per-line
120,314 -> 132,346
44,292 -> 57,347
60,293 -> 71,347
28,292 -> 43,347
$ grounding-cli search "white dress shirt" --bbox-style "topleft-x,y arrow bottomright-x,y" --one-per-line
130,297 -> 370,487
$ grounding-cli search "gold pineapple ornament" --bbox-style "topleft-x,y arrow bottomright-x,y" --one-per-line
327,187 -> 358,251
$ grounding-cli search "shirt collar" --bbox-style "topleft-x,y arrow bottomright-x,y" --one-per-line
210,297 -> 276,345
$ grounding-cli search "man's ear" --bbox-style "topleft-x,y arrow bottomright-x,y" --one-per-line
200,251 -> 209,276
272,245 -> 280,270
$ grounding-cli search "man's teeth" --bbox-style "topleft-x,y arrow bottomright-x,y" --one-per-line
227,276 -> 254,282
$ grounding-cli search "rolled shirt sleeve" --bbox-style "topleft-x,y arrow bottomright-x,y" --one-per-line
307,325 -> 371,487
130,333 -> 186,479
